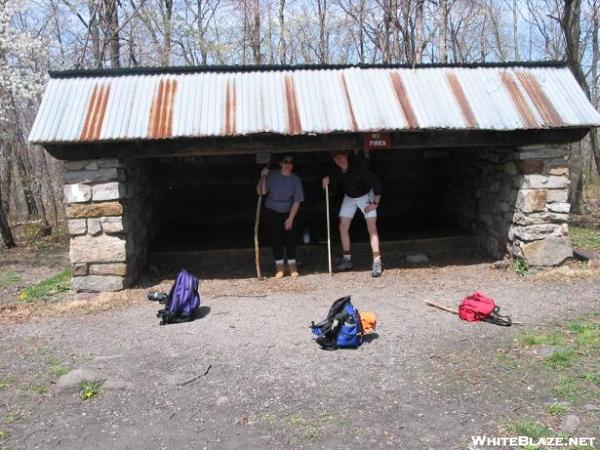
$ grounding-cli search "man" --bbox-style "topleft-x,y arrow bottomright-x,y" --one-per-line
322,151 -> 383,277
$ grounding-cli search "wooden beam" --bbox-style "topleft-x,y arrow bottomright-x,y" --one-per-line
43,129 -> 590,161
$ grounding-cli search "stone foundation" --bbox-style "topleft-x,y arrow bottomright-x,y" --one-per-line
509,145 -> 572,266
440,144 -> 572,265
64,159 -> 158,292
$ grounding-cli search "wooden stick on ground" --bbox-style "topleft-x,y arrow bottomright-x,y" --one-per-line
425,300 -> 458,314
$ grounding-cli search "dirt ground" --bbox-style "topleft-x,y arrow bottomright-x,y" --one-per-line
0,252 -> 599,450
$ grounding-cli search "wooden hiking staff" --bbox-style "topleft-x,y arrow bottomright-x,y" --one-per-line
325,183 -> 332,275
254,194 -> 263,279
254,163 -> 270,280
425,300 -> 457,314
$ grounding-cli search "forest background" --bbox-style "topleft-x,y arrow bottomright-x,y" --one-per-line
0,0 -> 598,247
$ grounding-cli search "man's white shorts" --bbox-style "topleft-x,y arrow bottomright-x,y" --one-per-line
339,190 -> 377,219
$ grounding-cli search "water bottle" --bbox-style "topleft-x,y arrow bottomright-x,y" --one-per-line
302,229 -> 310,244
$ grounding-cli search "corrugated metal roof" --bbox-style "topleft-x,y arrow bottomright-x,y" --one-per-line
29,65 -> 600,144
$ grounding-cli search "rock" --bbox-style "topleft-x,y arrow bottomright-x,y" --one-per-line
511,224 -> 563,241
68,219 -> 87,236
71,275 -> 125,292
492,260 -> 510,270
516,145 -> 568,160
406,254 -> 429,264
66,202 -> 123,218
89,263 -> 127,276
70,234 -> 126,263
547,202 -> 570,214
504,162 -> 518,175
92,182 -> 126,201
101,378 -> 133,391
534,345 -> 564,358
583,404 -> 600,412
560,414 -> 580,434
517,159 -> 545,174
85,161 -> 98,170
64,184 -> 92,203
72,263 -> 88,276
97,159 -> 123,168
87,218 -> 102,236
101,216 -> 125,233
549,166 -> 569,176
546,189 -> 569,204
512,212 -> 569,226
56,369 -> 105,393
516,189 -> 547,213
64,168 -> 120,184
521,237 -> 573,266
216,396 -> 229,406
64,160 -> 97,171
517,175 -> 570,189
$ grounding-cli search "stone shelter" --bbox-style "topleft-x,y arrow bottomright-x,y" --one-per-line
29,62 -> 600,292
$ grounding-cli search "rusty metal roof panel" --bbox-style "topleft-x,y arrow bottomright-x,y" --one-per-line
29,65 -> 600,144
458,68 -> 524,129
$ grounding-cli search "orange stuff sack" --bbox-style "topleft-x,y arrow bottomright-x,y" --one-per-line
360,311 -> 377,333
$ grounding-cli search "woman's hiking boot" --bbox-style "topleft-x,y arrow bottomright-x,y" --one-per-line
288,262 -> 299,277
275,263 -> 285,279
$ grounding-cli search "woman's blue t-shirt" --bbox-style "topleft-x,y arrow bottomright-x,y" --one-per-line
265,171 -> 304,213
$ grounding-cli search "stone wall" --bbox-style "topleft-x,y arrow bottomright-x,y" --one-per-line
509,145 -> 572,266
438,144 -> 572,265
64,158 -> 158,292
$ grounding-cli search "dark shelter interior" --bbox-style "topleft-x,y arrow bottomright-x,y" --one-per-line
149,148 -> 471,263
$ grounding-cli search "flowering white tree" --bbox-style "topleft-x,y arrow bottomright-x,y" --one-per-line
0,0 -> 47,124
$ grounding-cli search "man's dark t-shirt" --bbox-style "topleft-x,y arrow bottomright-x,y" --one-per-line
330,157 -> 382,198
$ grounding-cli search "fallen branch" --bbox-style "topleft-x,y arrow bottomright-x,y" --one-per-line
179,364 -> 212,386
212,294 -> 267,299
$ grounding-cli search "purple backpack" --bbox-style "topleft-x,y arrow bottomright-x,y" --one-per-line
157,269 -> 200,325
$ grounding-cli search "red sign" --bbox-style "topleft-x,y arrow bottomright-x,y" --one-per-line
363,132 -> 390,150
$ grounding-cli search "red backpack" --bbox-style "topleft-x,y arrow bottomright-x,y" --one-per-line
458,292 -> 512,326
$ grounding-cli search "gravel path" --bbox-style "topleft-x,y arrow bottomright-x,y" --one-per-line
0,264 -> 598,450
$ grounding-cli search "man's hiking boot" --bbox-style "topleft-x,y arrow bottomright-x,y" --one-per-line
275,263 -> 285,279
371,259 -> 383,277
336,258 -> 353,271
288,262 -> 299,277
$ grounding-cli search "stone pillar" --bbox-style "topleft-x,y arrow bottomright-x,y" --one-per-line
64,159 -> 127,292
508,144 -> 573,266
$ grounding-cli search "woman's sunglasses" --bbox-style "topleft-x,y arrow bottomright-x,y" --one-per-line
282,159 -> 294,164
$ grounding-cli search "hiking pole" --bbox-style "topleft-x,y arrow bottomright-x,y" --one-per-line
325,183 -> 332,275
254,194 -> 263,279
255,164 -> 269,280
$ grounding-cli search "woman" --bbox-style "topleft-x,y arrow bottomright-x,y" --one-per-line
256,155 -> 304,278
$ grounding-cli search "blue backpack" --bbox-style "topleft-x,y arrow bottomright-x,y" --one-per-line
157,269 -> 201,325
310,296 -> 363,350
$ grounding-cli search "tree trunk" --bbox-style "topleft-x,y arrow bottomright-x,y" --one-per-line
512,0 -> 519,60
0,195 -> 15,248
278,0 -> 286,64
251,0 -> 261,63
415,0 -> 425,63
317,0 -> 329,63
162,0 -> 174,66
439,0 -> 448,63
562,0 -> 600,173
